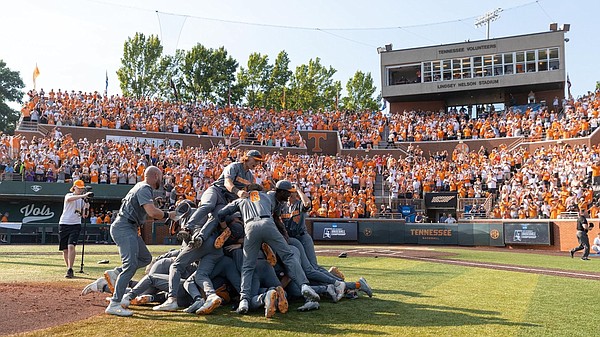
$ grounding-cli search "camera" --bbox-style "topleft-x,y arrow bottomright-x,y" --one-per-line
84,186 -> 94,199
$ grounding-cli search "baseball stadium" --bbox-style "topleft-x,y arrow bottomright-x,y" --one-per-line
1,1 -> 600,337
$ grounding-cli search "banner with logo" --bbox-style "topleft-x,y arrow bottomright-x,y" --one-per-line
312,221 -> 358,241
404,224 -> 459,244
358,220 -> 405,244
424,192 -> 458,209
0,201 -> 62,224
458,223 -> 505,246
298,130 -> 339,155
504,222 -> 552,245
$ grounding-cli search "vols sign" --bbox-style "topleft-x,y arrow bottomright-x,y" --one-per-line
312,222 -> 358,241
424,192 -> 458,209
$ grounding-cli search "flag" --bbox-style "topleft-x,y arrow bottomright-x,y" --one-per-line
335,90 -> 339,111
105,71 -> 108,95
33,64 -> 40,90
567,74 -> 572,99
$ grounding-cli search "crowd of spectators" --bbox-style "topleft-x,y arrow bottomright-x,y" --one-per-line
381,144 -> 505,202
9,87 -> 600,220
20,88 -> 599,153
491,143 -> 600,220
0,132 -> 379,219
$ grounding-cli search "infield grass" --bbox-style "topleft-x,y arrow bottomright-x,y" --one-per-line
0,244 -> 596,337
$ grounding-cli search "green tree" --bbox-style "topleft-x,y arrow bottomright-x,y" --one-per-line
0,60 -> 25,134
117,32 -> 165,98
266,51 -> 292,110
180,44 -> 238,105
288,57 -> 338,111
157,49 -> 185,102
342,71 -> 378,112
237,52 -> 271,108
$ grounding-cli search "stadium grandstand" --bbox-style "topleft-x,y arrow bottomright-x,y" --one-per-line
1,28 -> 599,250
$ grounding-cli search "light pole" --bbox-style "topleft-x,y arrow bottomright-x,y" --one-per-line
475,8 -> 503,40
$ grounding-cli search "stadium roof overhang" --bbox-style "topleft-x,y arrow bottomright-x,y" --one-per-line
385,81 -> 564,104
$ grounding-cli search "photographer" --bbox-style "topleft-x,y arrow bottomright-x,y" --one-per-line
569,208 -> 592,261
58,180 -> 92,278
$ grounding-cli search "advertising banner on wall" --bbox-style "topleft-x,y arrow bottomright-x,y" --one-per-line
404,224 -> 459,245
504,222 -> 552,245
0,201 -> 63,225
312,222 -> 358,241
424,192 -> 458,209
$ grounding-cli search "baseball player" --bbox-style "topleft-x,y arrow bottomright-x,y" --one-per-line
154,150 -> 264,311
104,166 -> 176,317
282,182 -> 373,299
217,182 -> 320,315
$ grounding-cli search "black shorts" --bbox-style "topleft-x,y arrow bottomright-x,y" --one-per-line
59,224 -> 81,251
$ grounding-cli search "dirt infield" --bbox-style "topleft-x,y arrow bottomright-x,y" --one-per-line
0,283 -> 106,336
3,247 -> 600,336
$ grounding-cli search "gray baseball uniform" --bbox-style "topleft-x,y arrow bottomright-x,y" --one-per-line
109,182 -> 155,303
166,161 -> 253,303
186,161 -> 255,239
218,190 -> 309,301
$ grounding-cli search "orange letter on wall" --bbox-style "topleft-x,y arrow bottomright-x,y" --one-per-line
307,132 -> 327,152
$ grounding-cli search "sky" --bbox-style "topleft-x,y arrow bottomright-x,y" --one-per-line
2,0 -> 599,108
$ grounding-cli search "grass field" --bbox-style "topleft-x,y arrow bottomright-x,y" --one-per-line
0,244 -> 597,337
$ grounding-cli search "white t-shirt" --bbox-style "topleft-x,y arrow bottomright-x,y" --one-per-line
59,193 -> 85,225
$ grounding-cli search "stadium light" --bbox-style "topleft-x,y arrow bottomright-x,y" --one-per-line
475,8 -> 503,40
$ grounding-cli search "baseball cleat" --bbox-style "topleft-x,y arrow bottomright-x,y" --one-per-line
236,299 -> 249,314
297,300 -> 320,312
105,302 -> 133,317
120,294 -> 132,308
328,266 -> 345,280
326,284 -> 338,303
334,280 -> 346,302
214,227 -> 231,249
152,297 -> 179,311
346,289 -> 359,300
130,294 -> 154,306
196,294 -> 222,315
264,289 -> 277,318
104,269 -> 119,294
81,277 -> 108,296
358,277 -> 373,297
183,298 -> 205,313
275,286 -> 288,313
262,243 -> 277,266
301,284 -> 320,302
